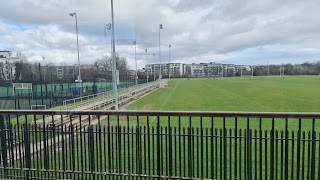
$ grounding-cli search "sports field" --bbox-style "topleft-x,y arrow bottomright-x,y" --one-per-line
124,76 -> 320,131
126,76 -> 320,112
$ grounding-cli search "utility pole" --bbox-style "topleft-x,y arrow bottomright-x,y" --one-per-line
268,60 -> 270,77
159,24 -> 163,79
252,65 -> 254,80
222,62 -> 224,80
241,65 -> 243,80
42,56 -> 46,83
110,0 -> 118,110
153,54 -> 156,81
280,65 -> 282,77
133,41 -> 137,85
145,49 -> 148,84
168,44 -> 171,81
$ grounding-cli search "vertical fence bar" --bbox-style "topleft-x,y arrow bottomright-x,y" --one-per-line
297,118 -> 301,180
200,117 -> 203,179
126,116 -> 130,175
234,117 -> 238,179
196,127 -> 199,178
168,116 -> 172,177
270,118 -> 275,180
188,117 -> 192,178
219,128 -> 222,180
291,131 -> 295,179
259,118 -> 262,180
280,131 -> 284,180
284,118 -> 289,180
147,116 -> 151,177
179,116 -> 182,178
310,118 -> 316,179
275,130 -> 278,179
264,130 -> 268,180
301,131 -> 305,179
318,132 -> 320,179
88,125 -> 95,172
157,116 -> 161,178
211,117 -> 214,179
307,131 -> 311,180
229,129 -> 232,180
223,117 -> 227,180
239,129 -> 242,180
255,129 -> 258,180
0,115 -> 8,178
24,124 -> 31,180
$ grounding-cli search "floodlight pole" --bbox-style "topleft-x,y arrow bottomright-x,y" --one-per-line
42,56 -> 46,83
222,62 -> 224,80
159,24 -> 163,79
8,52 -> 13,86
110,0 -> 118,110
168,44 -> 171,82
268,60 -> 270,77
145,49 -> 148,84
279,65 -> 281,77
241,65 -> 243,80
252,65 -> 254,80
69,12 -> 82,97
153,54 -> 156,81
133,41 -> 137,85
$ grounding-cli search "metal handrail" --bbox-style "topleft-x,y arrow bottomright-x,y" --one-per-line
0,110 -> 320,118
62,80 -> 163,110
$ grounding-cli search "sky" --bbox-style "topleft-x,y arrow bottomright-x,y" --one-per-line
1,0 -> 320,69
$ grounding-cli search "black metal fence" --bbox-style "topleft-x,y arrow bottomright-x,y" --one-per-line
0,78 -> 154,110
0,110 -> 320,179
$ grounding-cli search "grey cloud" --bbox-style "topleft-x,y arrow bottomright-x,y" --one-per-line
1,0 -> 320,67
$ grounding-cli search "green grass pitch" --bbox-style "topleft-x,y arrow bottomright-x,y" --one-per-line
123,76 -> 320,131
126,76 -> 320,112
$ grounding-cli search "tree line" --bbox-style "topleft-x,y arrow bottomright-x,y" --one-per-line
252,61 -> 320,76
0,53 -> 130,85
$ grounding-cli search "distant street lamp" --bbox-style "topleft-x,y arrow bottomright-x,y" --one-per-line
133,41 -> 137,85
268,60 -> 270,77
145,49 -> 148,83
221,61 -> 224,80
42,56 -> 46,82
8,52 -> 13,86
168,44 -> 171,81
252,65 -> 254,80
153,54 -> 156,81
69,12 -> 82,96
159,24 -> 163,79
241,65 -> 243,80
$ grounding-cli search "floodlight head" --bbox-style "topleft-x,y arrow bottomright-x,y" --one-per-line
69,13 -> 76,17
169,44 -> 171,48
106,23 -> 112,30
145,49 -> 147,52
133,41 -> 136,45
159,24 -> 163,29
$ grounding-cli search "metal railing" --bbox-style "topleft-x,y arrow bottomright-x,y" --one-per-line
0,110 -> 320,179
62,80 -> 166,110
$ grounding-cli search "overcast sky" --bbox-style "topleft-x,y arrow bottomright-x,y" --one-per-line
1,0 -> 320,69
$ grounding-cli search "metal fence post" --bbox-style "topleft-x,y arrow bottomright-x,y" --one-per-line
157,116 -> 161,178
0,115 -> 8,177
88,125 -> 95,172
24,124 -> 31,179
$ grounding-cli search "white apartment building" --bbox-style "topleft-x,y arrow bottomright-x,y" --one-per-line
0,51 -> 20,81
145,63 -> 184,77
